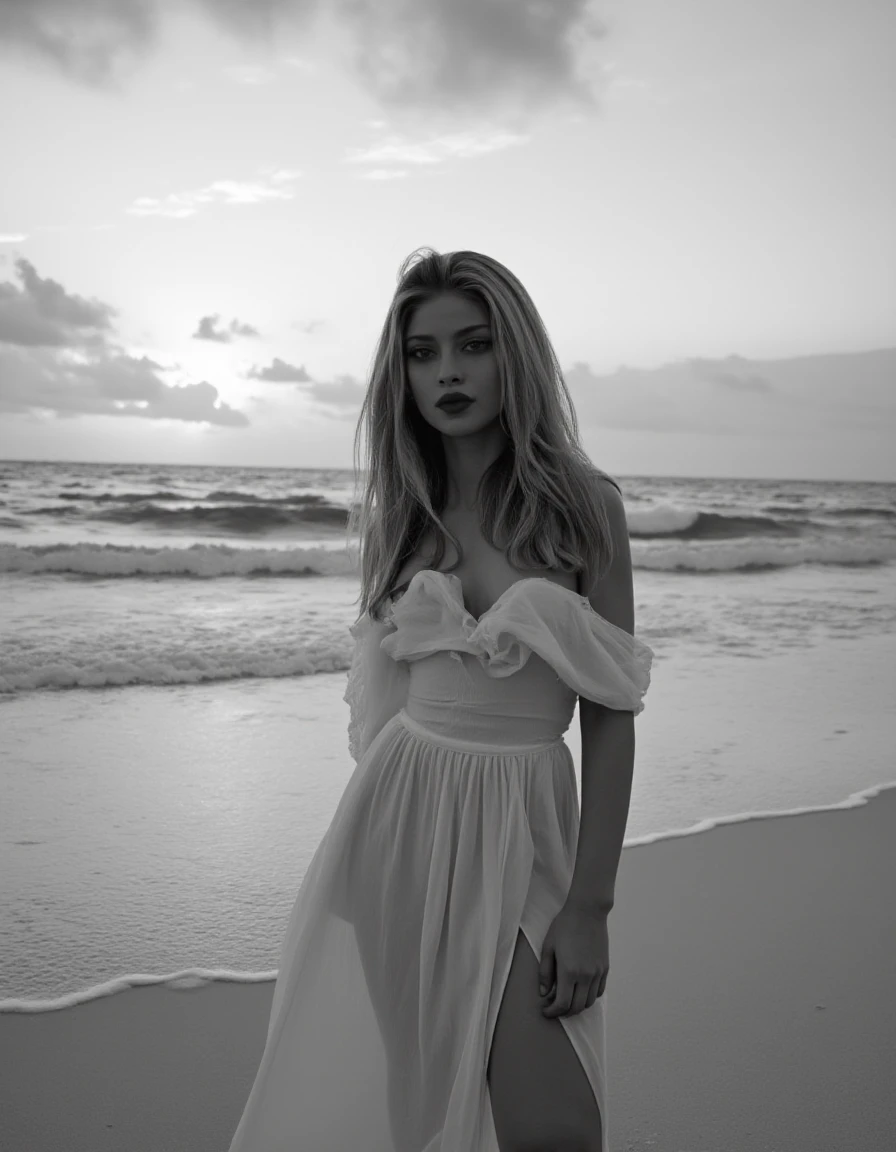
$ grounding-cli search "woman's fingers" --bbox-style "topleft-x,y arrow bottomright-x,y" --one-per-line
570,982 -> 591,1016
542,976 -> 574,1017
542,977 -> 601,1018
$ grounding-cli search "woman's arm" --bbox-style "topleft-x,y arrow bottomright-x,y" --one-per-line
567,477 -> 637,916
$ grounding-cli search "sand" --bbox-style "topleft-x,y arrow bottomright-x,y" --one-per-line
1,782 -> 894,1152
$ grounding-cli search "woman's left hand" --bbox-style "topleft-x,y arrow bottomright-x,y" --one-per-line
538,900 -> 609,1019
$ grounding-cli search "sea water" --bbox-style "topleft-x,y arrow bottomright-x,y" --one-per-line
1,460 -> 894,1005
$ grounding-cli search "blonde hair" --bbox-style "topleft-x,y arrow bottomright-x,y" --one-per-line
345,247 -> 621,623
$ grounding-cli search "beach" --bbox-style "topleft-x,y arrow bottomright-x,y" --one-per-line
3,628 -> 895,1009
3,463 -> 896,1150
2,782 -> 894,1151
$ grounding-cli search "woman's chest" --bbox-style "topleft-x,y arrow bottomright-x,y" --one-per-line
392,511 -> 579,620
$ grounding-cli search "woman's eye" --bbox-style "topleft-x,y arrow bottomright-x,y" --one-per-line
408,340 -> 490,361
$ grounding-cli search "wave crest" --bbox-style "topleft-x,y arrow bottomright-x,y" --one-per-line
0,543 -> 357,578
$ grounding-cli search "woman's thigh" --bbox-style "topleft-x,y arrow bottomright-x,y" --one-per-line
486,928 -> 602,1152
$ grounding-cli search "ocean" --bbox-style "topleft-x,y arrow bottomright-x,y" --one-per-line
2,459 -> 895,1009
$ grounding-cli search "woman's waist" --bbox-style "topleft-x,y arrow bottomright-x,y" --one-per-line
399,702 -> 569,755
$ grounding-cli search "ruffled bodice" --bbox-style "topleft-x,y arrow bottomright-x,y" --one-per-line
344,569 -> 653,762
232,568 -> 654,1152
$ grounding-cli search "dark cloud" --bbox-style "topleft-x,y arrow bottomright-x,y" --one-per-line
193,314 -> 260,343
565,351 -> 896,436
687,356 -> 774,393
243,359 -> 366,421
0,258 -> 248,425
247,356 -> 312,384
0,258 -> 116,347
0,0 -> 606,119
0,0 -> 159,88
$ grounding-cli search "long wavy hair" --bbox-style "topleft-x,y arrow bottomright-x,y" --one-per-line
344,247 -> 621,624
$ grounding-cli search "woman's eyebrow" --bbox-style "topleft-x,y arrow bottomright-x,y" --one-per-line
405,323 -> 491,341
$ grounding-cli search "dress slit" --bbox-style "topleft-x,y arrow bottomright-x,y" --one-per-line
521,928 -> 605,1144
227,569 -> 651,1151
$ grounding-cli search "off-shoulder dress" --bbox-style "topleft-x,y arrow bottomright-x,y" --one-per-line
228,568 -> 654,1152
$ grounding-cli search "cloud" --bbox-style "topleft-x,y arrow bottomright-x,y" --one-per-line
0,0 -> 158,88
221,62 -> 277,86
193,314 -> 260,343
247,357 -> 312,384
686,356 -> 774,393
0,0 -> 607,119
0,257 -> 248,425
0,257 -> 117,346
127,170 -> 301,220
242,358 -> 365,420
565,350 -> 896,436
344,128 -> 530,182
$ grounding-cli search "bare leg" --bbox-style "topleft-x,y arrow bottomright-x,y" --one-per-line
487,928 -> 602,1152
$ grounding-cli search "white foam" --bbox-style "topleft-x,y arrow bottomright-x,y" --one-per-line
627,503 -> 700,535
0,541 -> 359,578
630,536 -> 896,571
0,649 -> 343,694
3,535 -> 894,579
622,778 -> 896,846
3,779 -> 894,1016
0,966 -> 278,1015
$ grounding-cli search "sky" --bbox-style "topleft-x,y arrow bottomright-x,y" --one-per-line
0,0 -> 893,480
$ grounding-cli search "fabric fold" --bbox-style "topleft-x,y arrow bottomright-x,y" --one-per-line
379,569 -> 654,715
343,609 -> 410,763
230,566 -> 651,1152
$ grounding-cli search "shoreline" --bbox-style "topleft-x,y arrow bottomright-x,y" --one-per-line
2,785 -> 895,1151
2,778 -> 894,1017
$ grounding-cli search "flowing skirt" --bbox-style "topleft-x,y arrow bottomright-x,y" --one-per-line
227,709 -> 609,1152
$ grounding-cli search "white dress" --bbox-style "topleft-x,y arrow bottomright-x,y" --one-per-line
227,568 -> 654,1152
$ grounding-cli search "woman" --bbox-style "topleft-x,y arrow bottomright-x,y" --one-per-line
227,248 -> 653,1152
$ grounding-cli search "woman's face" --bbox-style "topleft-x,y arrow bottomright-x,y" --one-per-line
403,292 -> 503,436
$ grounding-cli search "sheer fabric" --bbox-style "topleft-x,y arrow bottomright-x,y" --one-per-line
228,570 -> 653,1152
343,607 -> 411,763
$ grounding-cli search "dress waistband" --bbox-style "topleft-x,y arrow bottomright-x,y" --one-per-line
396,709 -> 565,756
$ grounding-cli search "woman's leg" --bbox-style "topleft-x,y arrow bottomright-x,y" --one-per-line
487,928 -> 602,1152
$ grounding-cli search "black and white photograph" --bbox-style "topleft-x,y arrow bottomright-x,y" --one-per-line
1,1 -> 894,1149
